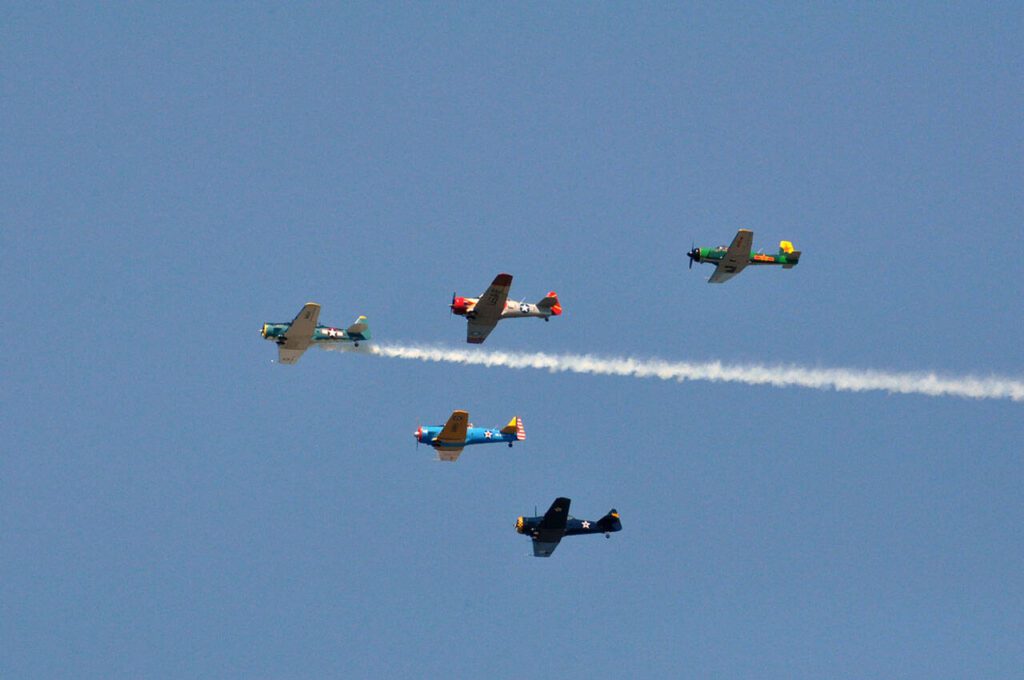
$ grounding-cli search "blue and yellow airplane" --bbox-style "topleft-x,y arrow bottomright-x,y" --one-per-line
262,302 -> 370,364
516,497 -> 622,557
414,410 -> 525,462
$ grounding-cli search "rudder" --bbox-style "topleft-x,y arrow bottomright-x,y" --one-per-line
500,416 -> 526,440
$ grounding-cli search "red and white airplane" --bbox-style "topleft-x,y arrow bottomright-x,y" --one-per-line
450,273 -> 561,344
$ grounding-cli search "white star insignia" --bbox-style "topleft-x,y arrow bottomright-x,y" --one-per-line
581,521 -> 590,529
484,431 -> 492,439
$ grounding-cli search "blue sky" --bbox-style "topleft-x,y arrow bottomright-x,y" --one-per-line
3,3 -> 1022,678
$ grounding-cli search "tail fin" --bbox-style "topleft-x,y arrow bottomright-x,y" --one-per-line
597,509 -> 622,533
346,315 -> 370,339
779,242 -> 800,268
537,292 -> 562,316
500,416 -> 526,440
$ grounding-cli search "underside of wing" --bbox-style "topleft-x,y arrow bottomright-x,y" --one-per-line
277,347 -> 307,364
532,539 -> 560,557
437,448 -> 463,462
466,319 -> 498,344
282,302 -> 321,348
709,229 -> 753,284
708,265 -> 740,284
436,410 -> 469,445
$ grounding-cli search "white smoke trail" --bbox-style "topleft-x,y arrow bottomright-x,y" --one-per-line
346,343 -> 1024,402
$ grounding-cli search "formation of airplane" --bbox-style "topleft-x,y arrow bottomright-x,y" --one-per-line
414,410 -> 525,462
263,231 -> 801,556
450,273 -> 561,344
688,229 -> 800,283
261,302 -> 369,364
516,497 -> 622,557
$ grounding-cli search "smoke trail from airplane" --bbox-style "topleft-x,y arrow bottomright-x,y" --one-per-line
343,343 -> 1024,402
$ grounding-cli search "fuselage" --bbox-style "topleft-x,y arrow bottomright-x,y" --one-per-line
261,323 -> 366,345
415,425 -> 518,449
691,246 -> 799,267
515,514 -> 621,537
451,297 -> 556,319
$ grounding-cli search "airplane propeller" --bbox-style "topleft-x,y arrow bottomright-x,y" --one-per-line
687,242 -> 700,269
450,291 -> 456,315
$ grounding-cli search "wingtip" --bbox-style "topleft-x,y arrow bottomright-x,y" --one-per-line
493,273 -> 513,286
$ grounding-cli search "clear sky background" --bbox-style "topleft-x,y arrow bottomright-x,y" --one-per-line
3,3 -> 1022,678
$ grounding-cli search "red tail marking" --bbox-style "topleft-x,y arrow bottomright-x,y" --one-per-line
547,292 -> 562,316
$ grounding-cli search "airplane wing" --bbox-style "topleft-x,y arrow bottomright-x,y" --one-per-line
708,229 -> 753,284
278,302 -> 321,364
466,273 -> 512,343
437,448 -> 464,462
530,497 -> 570,556
435,410 -> 469,446
532,540 -> 561,557
278,348 -> 306,365
467,318 -> 498,344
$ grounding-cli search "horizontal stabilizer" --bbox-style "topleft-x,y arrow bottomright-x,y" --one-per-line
537,292 -> 562,315
783,251 -> 801,268
346,315 -> 370,338
597,509 -> 622,533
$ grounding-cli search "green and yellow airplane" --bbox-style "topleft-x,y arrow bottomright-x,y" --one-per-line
688,229 -> 801,283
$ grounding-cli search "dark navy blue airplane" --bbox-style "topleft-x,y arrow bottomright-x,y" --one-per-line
515,497 -> 622,557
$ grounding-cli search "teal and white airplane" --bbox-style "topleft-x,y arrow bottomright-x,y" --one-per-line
414,410 -> 525,462
261,302 -> 370,364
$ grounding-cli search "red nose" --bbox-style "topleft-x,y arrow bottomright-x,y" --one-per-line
414,426 -> 422,441
451,297 -> 469,314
